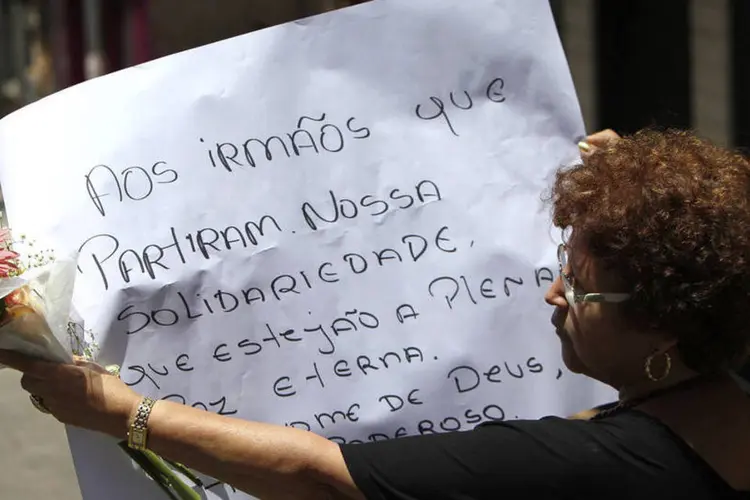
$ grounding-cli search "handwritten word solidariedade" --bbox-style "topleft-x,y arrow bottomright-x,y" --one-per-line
74,76 -> 561,442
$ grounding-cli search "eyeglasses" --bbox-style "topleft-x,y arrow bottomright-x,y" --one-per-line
557,244 -> 630,305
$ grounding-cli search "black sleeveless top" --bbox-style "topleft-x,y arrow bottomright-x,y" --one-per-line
341,409 -> 750,500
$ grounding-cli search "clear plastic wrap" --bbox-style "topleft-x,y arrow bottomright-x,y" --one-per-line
0,254 -> 77,366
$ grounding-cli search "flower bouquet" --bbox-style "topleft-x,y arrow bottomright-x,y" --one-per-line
0,229 -> 203,500
0,229 -> 74,366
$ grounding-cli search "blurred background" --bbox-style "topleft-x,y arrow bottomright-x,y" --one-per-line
0,0 -> 743,498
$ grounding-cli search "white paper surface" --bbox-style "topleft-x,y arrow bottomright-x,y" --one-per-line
0,1 -> 615,498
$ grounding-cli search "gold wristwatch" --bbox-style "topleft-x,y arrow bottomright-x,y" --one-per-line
128,396 -> 156,451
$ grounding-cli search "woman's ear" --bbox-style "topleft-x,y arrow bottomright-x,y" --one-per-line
647,334 -> 679,360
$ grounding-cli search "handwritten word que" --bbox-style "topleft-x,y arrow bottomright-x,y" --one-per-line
415,77 -> 506,136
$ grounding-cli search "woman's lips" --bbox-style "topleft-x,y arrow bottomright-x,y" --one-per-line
551,308 -> 565,331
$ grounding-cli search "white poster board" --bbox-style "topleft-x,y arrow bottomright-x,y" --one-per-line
0,1 -> 615,498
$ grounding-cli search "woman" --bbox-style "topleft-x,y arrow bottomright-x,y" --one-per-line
2,128 -> 749,499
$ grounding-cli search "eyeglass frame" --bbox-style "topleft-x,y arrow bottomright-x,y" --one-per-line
557,243 -> 630,305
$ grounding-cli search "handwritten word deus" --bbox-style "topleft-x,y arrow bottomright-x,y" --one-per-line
85,161 -> 178,217
446,357 -> 544,394
201,113 -> 371,172
415,77 -> 506,136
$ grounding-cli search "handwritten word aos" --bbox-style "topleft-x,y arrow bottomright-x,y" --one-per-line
85,161 -> 178,217
201,113 -> 371,172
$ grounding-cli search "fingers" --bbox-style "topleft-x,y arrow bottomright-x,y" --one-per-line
0,349 -> 56,376
586,128 -> 620,146
20,372 -> 44,395
74,357 -> 110,374
578,129 -> 620,154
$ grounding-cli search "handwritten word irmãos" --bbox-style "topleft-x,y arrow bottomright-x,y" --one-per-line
201,113 -> 371,173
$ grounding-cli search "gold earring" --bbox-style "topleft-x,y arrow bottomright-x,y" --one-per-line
644,351 -> 672,382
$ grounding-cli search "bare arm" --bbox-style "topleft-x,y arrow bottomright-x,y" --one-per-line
0,351 -> 364,500
141,400 -> 363,500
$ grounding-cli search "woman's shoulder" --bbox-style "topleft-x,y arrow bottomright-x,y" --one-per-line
476,411 -> 746,498
343,411 -> 746,499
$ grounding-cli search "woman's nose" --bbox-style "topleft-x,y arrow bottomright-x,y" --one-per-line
545,275 -> 568,308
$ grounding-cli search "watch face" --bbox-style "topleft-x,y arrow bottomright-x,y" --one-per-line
132,432 -> 145,445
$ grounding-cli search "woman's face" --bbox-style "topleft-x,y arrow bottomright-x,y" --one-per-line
544,235 -> 656,388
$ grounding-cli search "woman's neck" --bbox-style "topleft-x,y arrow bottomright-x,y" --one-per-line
617,367 -> 701,402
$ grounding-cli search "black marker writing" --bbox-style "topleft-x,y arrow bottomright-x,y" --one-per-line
415,77 -> 507,136
301,179 -> 442,231
201,113 -> 370,172
85,161 -> 178,217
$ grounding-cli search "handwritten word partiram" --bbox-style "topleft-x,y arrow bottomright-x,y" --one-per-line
77,215 -> 280,290
201,113 -> 371,173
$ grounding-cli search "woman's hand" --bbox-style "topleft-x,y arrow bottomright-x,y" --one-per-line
579,129 -> 620,154
0,350 -> 141,439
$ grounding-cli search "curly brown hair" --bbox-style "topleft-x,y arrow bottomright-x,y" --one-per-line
549,129 -> 750,373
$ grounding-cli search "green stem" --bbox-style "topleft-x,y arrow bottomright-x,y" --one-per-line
119,443 -> 180,500
142,449 -> 202,500
118,442 -> 201,500
162,458 -> 204,487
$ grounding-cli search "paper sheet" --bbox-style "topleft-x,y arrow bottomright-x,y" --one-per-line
0,1 -> 615,498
